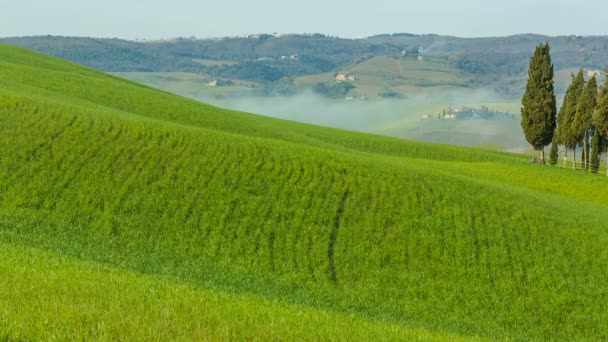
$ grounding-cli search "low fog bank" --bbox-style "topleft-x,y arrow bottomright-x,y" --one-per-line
198,90 -> 528,152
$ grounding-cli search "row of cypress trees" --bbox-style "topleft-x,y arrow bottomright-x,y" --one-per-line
521,43 -> 608,174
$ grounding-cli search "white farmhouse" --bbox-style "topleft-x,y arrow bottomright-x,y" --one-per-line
335,73 -> 356,82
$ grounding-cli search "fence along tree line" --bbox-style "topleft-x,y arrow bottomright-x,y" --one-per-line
522,43 -> 608,175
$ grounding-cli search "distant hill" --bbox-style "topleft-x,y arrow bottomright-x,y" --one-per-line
1,43 -> 608,340
2,34 -> 607,97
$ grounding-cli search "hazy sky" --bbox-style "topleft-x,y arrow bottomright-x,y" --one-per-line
2,0 -> 607,39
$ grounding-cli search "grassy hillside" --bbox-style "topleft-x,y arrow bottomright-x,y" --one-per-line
1,241 -> 461,341
1,44 -> 608,340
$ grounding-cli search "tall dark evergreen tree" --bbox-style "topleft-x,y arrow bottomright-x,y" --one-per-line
590,128 -> 602,173
573,75 -> 597,170
556,90 -> 569,166
549,133 -> 559,165
593,75 -> 608,175
559,70 -> 585,169
556,94 -> 567,146
521,43 -> 556,163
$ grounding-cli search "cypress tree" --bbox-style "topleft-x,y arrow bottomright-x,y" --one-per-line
556,90 -> 569,167
556,95 -> 567,145
593,75 -> 608,176
559,70 -> 585,169
549,133 -> 559,165
590,128 -> 602,173
573,75 -> 597,171
521,43 -> 556,163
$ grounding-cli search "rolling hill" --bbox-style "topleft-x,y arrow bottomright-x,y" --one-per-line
1,44 -> 608,340
3,34 -> 608,98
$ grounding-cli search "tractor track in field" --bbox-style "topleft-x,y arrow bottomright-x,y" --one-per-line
328,189 -> 349,285
224,143 -> 257,255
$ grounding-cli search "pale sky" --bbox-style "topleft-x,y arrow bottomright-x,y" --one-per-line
2,0 -> 607,39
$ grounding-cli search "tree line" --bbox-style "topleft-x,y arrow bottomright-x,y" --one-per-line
521,43 -> 608,175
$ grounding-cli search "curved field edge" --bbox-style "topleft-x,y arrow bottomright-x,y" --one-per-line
0,242 -> 470,341
0,43 -> 521,164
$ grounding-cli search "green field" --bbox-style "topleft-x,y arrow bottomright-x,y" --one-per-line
349,56 -> 467,86
2,44 -> 608,340
113,71 -> 260,98
294,55 -> 472,99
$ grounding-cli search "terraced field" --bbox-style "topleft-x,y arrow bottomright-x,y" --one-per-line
293,55 -> 471,99
348,56 -> 468,87
1,44 -> 608,340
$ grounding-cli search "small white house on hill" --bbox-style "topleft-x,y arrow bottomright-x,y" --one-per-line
335,73 -> 356,81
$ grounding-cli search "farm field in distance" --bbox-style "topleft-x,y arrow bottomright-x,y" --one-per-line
2,43 -> 608,340
114,70 -> 527,151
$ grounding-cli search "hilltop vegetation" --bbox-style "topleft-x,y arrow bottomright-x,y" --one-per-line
3,34 -> 608,98
1,44 -> 608,340
518,42 -> 608,171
